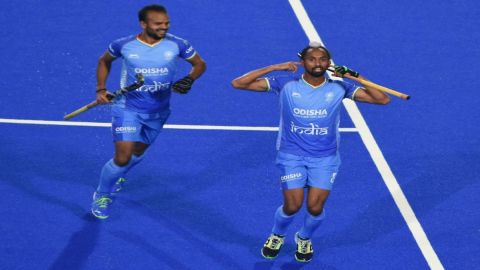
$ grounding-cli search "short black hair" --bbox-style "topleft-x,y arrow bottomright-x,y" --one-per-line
298,41 -> 331,60
138,4 -> 168,22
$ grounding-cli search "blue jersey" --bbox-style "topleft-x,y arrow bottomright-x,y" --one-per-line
266,75 -> 360,157
108,33 -> 197,113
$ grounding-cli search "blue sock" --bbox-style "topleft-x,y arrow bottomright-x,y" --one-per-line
125,154 -> 144,174
95,154 -> 146,194
271,206 -> 296,236
298,210 -> 326,239
96,159 -> 132,194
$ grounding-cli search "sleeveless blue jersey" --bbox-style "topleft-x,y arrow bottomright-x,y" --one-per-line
107,33 -> 196,113
266,75 -> 360,157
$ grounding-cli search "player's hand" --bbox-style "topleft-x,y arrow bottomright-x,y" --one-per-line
172,76 -> 195,94
333,65 -> 359,78
272,62 -> 300,73
96,89 -> 113,104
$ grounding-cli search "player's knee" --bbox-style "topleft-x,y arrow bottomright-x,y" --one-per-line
114,155 -> 132,167
307,203 -> 324,216
283,202 -> 302,215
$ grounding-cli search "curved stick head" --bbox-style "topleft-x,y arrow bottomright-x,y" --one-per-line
135,73 -> 145,85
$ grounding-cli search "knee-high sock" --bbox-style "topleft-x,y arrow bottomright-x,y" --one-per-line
96,154 -> 146,194
96,159 -> 132,194
124,154 -> 144,174
271,205 -> 296,236
298,210 -> 326,239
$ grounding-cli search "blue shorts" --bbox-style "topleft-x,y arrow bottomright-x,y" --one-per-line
111,106 -> 170,144
275,151 -> 341,190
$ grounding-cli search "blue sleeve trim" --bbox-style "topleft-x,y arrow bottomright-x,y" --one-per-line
166,33 -> 196,59
266,74 -> 298,94
332,80 -> 360,99
108,35 -> 136,58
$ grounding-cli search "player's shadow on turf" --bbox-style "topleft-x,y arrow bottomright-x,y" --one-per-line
128,136 -> 273,235
48,214 -> 101,270
122,198 -> 246,270
109,230 -> 190,269
253,259 -> 337,270
114,135 -> 278,269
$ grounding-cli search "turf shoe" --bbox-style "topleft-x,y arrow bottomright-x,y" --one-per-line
111,177 -> 126,194
261,234 -> 285,259
294,232 -> 314,262
91,192 -> 113,219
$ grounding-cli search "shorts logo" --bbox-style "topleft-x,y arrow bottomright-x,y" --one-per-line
115,126 -> 137,133
330,172 -> 337,183
292,92 -> 301,98
128,54 -> 140,59
281,172 -> 303,182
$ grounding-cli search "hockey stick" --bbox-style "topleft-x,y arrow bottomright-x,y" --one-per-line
63,73 -> 144,120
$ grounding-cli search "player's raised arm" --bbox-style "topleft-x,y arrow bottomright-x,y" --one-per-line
352,74 -> 391,105
231,61 -> 300,92
332,65 -> 398,104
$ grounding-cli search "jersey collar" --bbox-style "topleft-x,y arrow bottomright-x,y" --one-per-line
301,74 -> 327,89
136,34 -> 164,47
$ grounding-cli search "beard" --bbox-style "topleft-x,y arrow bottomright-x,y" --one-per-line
306,67 -> 325,77
146,28 -> 167,40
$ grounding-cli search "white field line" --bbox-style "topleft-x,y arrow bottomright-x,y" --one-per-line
0,118 -> 358,132
288,0 -> 444,269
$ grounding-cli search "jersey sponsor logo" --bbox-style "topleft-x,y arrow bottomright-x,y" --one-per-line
293,108 -> 328,118
138,81 -> 171,93
281,172 -> 303,182
290,122 -> 328,136
134,67 -> 169,76
292,92 -> 301,98
128,54 -> 139,59
115,126 -> 137,133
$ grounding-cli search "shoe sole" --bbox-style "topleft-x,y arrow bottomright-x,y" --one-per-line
260,250 -> 278,260
91,191 -> 113,219
294,254 -> 312,263
91,209 -> 109,219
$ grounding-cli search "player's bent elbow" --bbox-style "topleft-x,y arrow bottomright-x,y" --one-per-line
199,59 -> 207,71
231,79 -> 244,89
